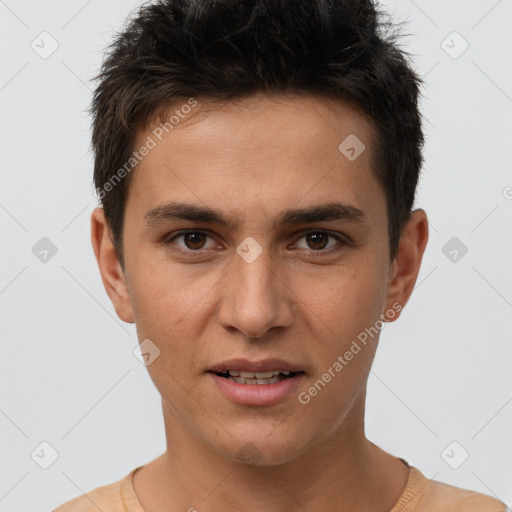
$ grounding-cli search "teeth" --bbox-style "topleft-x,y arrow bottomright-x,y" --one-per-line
231,376 -> 283,385
255,371 -> 274,379
227,370 -> 292,378
217,369 -> 296,383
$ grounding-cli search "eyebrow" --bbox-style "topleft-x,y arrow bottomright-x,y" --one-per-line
144,201 -> 368,230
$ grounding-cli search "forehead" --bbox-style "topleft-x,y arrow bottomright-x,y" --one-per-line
126,93 -> 382,226
140,93 -> 377,156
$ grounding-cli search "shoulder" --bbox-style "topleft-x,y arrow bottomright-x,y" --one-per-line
52,470 -> 133,512
395,466 -> 510,512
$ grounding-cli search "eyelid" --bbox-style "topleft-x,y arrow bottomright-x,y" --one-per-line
164,229 -> 348,256
164,229 -> 221,255
290,230 -> 348,255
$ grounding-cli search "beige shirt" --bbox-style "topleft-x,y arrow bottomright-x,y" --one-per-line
53,459 -> 509,512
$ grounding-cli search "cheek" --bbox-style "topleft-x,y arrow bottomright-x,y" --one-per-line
294,270 -> 385,428
301,262 -> 387,337
128,255 -> 199,329
128,271 -> 205,403
127,261 -> 216,368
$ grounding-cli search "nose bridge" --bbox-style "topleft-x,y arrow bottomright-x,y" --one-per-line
218,238 -> 291,338
236,243 -> 275,298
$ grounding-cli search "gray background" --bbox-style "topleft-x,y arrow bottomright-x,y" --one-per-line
1,0 -> 511,510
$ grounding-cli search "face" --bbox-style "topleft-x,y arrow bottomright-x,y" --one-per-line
92,93 -> 427,466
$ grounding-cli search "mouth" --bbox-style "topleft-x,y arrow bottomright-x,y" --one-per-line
212,369 -> 302,385
207,358 -> 306,406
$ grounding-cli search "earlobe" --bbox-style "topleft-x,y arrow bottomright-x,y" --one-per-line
382,209 -> 429,322
90,207 -> 135,324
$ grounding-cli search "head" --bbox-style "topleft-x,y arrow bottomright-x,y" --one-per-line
91,0 -> 428,466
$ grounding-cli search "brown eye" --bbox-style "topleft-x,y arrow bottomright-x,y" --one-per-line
182,232 -> 207,250
165,231 -> 217,253
305,232 -> 330,250
294,231 -> 343,252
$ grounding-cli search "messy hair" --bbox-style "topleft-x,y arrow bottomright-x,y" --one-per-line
90,0 -> 424,268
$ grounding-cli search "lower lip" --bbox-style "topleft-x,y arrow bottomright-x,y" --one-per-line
208,372 -> 305,406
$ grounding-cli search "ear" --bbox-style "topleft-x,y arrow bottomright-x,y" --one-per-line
382,209 -> 429,322
90,207 -> 134,323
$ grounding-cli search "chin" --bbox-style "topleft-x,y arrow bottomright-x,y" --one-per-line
214,427 -> 312,467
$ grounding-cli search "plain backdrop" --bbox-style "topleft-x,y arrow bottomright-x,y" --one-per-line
0,0 -> 511,510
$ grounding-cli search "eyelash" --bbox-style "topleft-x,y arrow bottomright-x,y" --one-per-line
162,230 -> 348,257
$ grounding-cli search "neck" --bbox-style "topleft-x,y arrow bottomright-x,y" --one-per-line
133,388 -> 409,512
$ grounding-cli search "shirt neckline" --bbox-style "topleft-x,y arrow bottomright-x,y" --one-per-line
121,465 -> 146,511
122,457 -> 420,512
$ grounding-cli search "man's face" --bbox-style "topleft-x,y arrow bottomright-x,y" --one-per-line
116,94 -> 399,464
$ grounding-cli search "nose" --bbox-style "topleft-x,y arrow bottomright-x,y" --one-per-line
217,243 -> 294,340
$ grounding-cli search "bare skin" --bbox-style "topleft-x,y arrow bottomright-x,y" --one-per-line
91,93 -> 428,511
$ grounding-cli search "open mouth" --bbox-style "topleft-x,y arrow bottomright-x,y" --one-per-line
213,370 -> 302,385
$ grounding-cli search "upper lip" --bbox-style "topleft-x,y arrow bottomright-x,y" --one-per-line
209,358 -> 304,373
